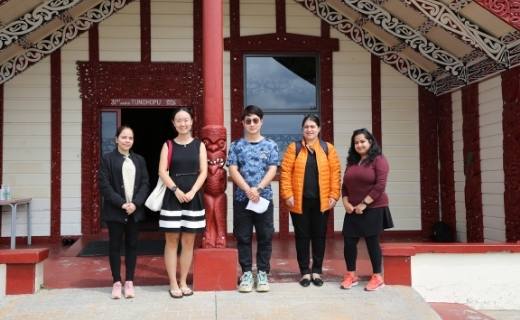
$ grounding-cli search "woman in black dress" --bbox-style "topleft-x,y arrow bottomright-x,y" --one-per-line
158,108 -> 207,298
99,126 -> 150,299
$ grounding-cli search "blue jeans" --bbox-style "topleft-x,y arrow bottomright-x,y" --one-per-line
233,200 -> 274,273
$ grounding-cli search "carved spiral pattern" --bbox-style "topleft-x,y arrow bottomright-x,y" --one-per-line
295,0 -> 432,87
0,0 -> 128,84
343,0 -> 465,76
475,0 -> 520,31
402,0 -> 508,65
0,0 -> 81,50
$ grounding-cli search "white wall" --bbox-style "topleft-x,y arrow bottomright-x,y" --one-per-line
99,0 -> 141,61
478,76 -> 505,242
452,90 -> 467,242
412,252 -> 520,309
2,59 -> 51,237
151,0 -> 193,62
240,0 -> 276,36
60,33 -> 88,236
381,65 -> 421,230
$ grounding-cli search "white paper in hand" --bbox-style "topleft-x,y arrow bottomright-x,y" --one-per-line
246,196 -> 270,214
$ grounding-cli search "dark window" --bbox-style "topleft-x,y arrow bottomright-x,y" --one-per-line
244,55 -> 319,151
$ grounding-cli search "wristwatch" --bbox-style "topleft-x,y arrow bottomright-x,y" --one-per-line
362,200 -> 369,206
256,186 -> 264,192
170,185 -> 178,192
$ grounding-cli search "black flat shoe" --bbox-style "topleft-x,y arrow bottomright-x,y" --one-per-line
299,277 -> 311,287
312,276 -> 324,287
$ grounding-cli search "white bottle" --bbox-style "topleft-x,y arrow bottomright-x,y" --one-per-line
0,185 -> 4,201
4,185 -> 10,200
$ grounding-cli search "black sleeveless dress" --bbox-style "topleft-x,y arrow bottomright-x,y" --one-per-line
159,139 -> 205,233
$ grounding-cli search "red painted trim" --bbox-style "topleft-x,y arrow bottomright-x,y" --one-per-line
461,84 -> 484,242
371,55 -> 382,146
230,0 -> 240,39
224,33 -> 339,52
475,0 -> 520,31
320,20 -> 330,38
78,1 -> 203,235
383,256 -> 411,285
501,67 -> 520,242
88,24 -> 99,62
202,0 -> 223,126
193,248 -> 238,290
418,87 -> 440,239
276,0 -> 286,34
438,93 -> 457,239
0,248 -> 49,264
50,50 -> 61,241
140,0 -> 151,62
6,264 -> 36,294
382,242 -> 520,254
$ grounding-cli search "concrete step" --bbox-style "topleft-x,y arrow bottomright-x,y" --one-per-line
0,283 -> 441,320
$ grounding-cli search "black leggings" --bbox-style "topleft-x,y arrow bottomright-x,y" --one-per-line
343,234 -> 382,274
107,217 -> 139,283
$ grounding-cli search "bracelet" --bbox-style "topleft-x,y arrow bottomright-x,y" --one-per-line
170,185 -> 178,192
362,200 -> 369,206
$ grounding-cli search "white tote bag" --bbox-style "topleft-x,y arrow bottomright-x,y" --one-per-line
145,140 -> 172,211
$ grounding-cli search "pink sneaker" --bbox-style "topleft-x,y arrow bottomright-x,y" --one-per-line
340,272 -> 359,289
365,274 -> 385,291
124,281 -> 135,298
111,281 -> 122,299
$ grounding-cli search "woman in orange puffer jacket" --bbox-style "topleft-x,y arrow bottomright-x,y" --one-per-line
280,114 -> 341,287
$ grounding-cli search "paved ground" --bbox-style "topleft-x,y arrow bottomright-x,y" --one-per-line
0,283 -> 442,320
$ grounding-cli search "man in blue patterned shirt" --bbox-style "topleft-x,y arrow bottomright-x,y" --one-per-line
227,105 -> 279,293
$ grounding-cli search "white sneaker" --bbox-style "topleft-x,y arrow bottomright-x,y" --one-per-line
256,271 -> 270,292
239,271 -> 254,293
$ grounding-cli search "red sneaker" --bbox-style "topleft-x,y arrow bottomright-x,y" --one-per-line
365,274 -> 385,291
340,272 -> 359,289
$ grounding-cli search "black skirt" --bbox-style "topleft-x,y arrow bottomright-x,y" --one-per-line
342,206 -> 393,238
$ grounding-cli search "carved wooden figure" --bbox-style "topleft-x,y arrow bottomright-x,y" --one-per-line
201,125 -> 227,248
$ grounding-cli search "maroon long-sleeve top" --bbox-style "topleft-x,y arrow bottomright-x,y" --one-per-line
341,155 -> 389,208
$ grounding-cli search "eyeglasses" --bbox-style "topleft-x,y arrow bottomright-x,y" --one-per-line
244,118 -> 260,125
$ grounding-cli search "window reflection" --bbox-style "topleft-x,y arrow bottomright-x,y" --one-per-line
101,112 -> 117,155
245,56 -> 318,110
244,55 -> 319,151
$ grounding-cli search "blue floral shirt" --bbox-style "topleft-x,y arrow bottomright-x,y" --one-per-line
227,138 -> 280,202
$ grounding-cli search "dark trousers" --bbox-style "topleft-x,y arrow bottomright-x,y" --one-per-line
290,197 -> 329,275
106,216 -> 139,283
233,200 -> 274,273
343,234 -> 382,274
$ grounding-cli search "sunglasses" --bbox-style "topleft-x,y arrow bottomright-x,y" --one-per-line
244,118 -> 260,125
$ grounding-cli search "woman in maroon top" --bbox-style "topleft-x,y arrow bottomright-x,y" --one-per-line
340,128 -> 393,291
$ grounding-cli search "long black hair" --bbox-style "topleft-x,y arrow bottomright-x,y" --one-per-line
346,128 -> 381,165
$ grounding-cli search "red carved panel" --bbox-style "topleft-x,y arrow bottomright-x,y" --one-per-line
418,87 -> 439,240
438,93 -> 457,238
501,67 -> 520,242
371,55 -> 382,147
78,1 -> 203,235
475,0 -> 520,31
461,84 -> 484,242
50,50 -> 62,241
